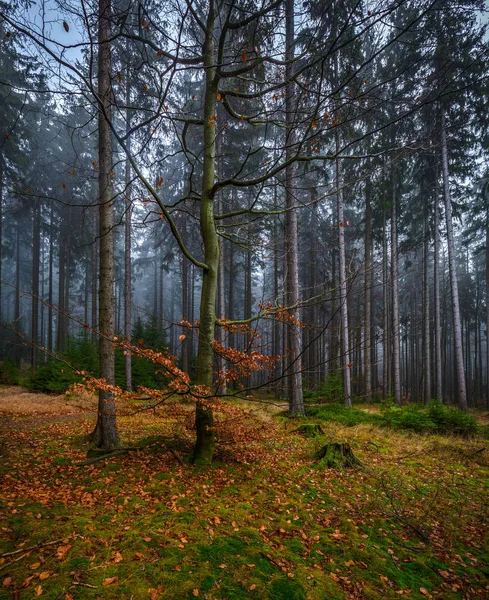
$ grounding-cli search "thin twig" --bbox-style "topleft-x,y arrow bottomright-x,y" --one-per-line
1,539 -> 63,559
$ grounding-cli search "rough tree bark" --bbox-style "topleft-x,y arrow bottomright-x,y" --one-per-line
124,82 -> 132,392
90,0 -> 120,450
423,192 -> 431,403
433,177 -> 443,400
364,177 -> 372,402
440,108 -> 467,412
391,166 -> 401,406
31,202 -> 40,369
192,1 -> 219,464
336,150 -> 352,407
284,0 -> 304,415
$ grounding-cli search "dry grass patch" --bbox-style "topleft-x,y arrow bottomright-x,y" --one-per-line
0,386 -> 97,416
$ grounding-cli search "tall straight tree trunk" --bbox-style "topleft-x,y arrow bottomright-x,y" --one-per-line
382,209 -> 390,398
31,202 -> 40,369
364,178 -> 372,401
90,0 -> 119,450
215,134 -> 226,394
124,135 -> 132,391
486,220 -> 489,409
391,166 -> 401,405
48,205 -> 54,353
14,222 -> 21,364
423,200 -> 431,403
441,109 -> 467,411
0,154 -> 3,332
91,209 -> 98,345
308,184 -> 318,389
181,252 -> 189,374
336,149 -> 352,407
272,182 -> 282,398
56,225 -> 66,352
192,1 -> 219,464
284,0 -> 304,415
433,178 -> 443,399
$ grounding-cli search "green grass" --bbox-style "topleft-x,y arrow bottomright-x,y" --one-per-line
0,400 -> 488,599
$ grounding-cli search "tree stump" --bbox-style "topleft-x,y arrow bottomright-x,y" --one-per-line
292,423 -> 325,438
314,442 -> 362,469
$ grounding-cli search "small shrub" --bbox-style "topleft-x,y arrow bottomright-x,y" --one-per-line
306,374 -> 344,404
427,399 -> 478,436
382,404 -> 437,432
308,403 -> 381,427
26,361 -> 80,394
0,358 -> 20,385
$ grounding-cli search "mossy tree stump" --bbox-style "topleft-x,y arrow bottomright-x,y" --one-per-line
314,442 -> 362,469
292,423 -> 325,438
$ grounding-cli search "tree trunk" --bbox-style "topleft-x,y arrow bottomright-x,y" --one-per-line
91,208 -> 98,345
124,104 -> 132,391
391,167 -> 401,406
423,200 -> 431,403
0,154 -> 3,333
192,2 -> 219,464
48,204 -> 54,353
433,177 -> 443,399
336,151 -> 352,407
90,0 -> 119,450
382,209 -> 389,398
31,202 -> 40,369
364,178 -> 372,401
284,0 -> 304,415
486,220 -> 489,409
441,108 -> 467,411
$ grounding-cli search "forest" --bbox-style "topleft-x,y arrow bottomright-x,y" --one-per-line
0,0 -> 488,598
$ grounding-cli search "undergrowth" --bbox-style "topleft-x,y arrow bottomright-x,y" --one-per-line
308,400 -> 479,437
0,394 -> 488,599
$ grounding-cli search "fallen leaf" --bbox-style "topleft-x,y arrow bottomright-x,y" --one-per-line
113,551 -> 123,563
56,544 -> 72,560
63,21 -> 69,32
102,577 -> 118,586
192,589 -> 199,597
30,563 -> 41,570
328,530 -> 345,540
2,577 -> 12,587
249,584 -> 256,591
148,588 -> 159,599
39,572 -> 50,581
34,585 -> 43,596
21,575 -> 35,588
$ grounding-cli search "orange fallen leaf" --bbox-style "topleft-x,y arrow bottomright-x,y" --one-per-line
102,577 -> 119,586
39,572 -> 50,581
34,584 -> 43,596
328,530 -> 345,540
192,589 -> 199,597
56,544 -> 72,559
249,584 -> 256,591
2,577 -> 12,587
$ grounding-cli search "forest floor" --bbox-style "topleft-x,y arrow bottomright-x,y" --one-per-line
0,387 -> 488,600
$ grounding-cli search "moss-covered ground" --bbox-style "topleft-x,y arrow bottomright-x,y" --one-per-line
0,395 -> 488,599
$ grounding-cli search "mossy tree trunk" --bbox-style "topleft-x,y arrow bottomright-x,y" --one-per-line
192,0 -> 219,465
